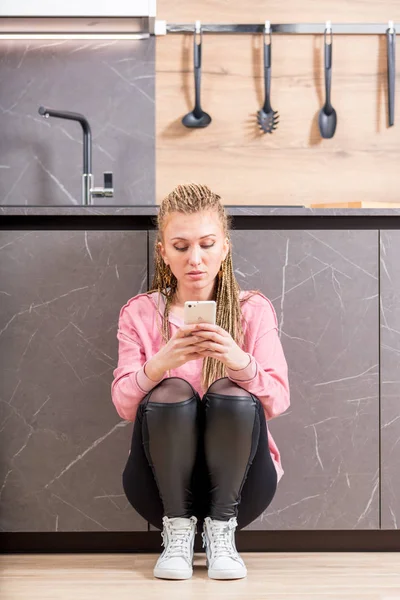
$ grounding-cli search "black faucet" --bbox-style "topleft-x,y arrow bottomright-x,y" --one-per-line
38,106 -> 113,205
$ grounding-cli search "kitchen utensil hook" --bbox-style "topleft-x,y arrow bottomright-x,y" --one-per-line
264,20 -> 272,47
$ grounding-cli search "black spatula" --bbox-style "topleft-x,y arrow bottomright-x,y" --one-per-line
257,25 -> 279,134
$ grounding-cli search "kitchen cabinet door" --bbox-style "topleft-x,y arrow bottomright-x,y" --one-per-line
0,229 -> 148,531
148,229 -> 380,531
380,230 -> 400,530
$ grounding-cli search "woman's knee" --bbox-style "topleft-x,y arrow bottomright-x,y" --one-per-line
204,377 -> 254,402
147,377 -> 198,405
203,377 -> 258,427
141,378 -> 201,464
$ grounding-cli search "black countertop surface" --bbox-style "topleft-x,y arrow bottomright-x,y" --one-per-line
1,205 -> 400,217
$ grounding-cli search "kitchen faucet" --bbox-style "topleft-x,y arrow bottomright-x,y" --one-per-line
38,106 -> 113,205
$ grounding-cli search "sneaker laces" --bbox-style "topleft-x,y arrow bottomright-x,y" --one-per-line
202,517 -> 238,559
161,517 -> 196,560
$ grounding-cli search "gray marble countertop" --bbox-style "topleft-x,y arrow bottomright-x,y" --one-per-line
1,205 -> 400,217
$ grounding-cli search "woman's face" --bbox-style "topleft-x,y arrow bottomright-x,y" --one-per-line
158,210 -> 230,293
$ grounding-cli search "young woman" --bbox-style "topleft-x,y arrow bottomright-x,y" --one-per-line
111,183 -> 290,580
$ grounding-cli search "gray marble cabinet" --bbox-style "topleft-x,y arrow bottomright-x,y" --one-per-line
380,231 -> 400,530
0,230 -> 148,531
0,227 -> 382,531
149,229 -> 380,530
239,230 -> 379,530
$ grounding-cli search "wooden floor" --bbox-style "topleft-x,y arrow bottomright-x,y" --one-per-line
1,552 -> 400,599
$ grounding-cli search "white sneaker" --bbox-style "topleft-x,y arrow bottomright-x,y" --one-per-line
153,515 -> 197,580
202,516 -> 247,580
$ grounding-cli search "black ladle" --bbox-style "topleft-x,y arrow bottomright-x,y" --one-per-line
182,26 -> 211,128
386,26 -> 396,127
318,28 -> 337,139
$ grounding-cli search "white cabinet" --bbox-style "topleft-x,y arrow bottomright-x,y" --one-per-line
0,0 -> 155,17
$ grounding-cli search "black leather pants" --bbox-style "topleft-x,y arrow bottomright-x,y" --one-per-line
123,377 -> 278,531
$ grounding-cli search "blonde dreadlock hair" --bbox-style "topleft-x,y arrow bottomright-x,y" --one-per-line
147,183 -> 260,392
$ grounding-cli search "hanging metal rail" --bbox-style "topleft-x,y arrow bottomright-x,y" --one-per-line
156,22 -> 397,35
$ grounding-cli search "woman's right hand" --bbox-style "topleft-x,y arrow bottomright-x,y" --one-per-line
153,324 -> 206,372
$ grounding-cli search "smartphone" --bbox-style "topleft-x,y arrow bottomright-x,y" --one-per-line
184,300 -> 216,325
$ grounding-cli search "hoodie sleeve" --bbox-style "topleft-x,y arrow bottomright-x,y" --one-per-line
226,296 -> 290,420
111,302 -> 164,421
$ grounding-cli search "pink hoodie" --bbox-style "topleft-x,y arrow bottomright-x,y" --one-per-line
111,290 -> 290,482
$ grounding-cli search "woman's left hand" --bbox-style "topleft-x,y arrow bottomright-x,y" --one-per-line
192,323 -> 251,371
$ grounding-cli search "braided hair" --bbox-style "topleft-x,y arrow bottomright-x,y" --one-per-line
148,183 -> 260,391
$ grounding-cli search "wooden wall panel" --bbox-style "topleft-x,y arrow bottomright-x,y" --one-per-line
157,1 -> 400,23
156,2 -> 400,205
